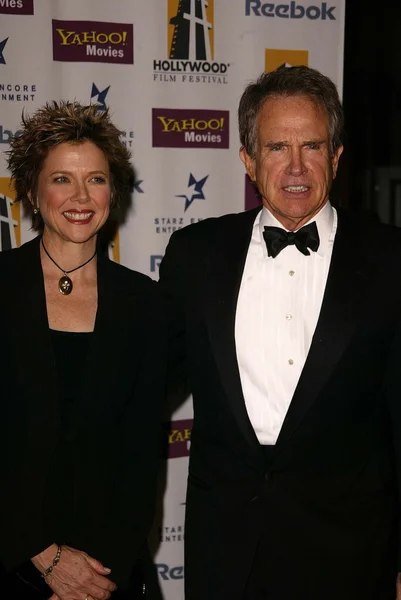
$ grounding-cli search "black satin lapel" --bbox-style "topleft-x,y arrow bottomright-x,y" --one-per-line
1,237 -> 59,493
204,209 -> 262,453
275,218 -> 371,451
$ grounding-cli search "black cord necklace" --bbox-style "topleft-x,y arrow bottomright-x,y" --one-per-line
41,238 -> 97,296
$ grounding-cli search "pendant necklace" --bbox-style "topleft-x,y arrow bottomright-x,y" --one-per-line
41,238 -> 97,296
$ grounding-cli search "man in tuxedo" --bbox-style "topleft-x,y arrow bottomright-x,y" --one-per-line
159,65 -> 401,600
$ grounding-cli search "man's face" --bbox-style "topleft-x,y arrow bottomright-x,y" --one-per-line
240,95 -> 343,230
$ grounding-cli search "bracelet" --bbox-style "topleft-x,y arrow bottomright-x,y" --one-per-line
41,544 -> 62,580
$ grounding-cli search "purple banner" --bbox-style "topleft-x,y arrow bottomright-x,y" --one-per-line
0,0 -> 34,14
153,108 -> 229,149
165,419 -> 193,459
52,20 -> 133,64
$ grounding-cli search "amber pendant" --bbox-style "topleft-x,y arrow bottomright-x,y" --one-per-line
59,275 -> 73,295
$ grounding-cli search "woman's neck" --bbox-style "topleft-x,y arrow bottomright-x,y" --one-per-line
41,229 -> 97,274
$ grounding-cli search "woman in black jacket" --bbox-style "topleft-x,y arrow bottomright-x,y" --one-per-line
1,101 -> 166,600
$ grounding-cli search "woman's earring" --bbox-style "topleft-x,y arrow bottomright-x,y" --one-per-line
33,207 -> 39,214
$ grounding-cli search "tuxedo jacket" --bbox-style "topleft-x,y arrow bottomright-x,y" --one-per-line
0,236 -> 167,590
159,207 -> 401,600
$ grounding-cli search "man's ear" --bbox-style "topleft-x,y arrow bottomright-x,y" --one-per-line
331,144 -> 344,179
239,146 -> 256,182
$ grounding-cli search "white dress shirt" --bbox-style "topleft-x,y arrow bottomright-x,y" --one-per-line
235,202 -> 337,445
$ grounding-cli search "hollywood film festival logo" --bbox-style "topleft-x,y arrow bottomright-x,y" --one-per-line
52,20 -> 133,64
154,0 -> 229,84
0,0 -> 34,14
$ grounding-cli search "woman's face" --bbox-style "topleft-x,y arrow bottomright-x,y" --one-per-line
34,141 -> 111,244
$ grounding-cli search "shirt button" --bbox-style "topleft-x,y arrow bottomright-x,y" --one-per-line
288,359 -> 294,365
289,270 -> 295,276
285,313 -> 292,321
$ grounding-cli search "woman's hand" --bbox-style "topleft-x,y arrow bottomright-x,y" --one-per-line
32,544 -> 117,600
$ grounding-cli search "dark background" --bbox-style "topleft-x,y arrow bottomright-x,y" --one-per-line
334,1 -> 401,223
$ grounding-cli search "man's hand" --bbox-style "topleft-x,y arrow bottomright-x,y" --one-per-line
396,572 -> 401,599
32,544 -> 117,600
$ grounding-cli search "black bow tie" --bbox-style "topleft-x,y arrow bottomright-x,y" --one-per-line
263,221 -> 320,258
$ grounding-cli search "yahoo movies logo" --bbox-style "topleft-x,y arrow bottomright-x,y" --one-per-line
52,20 -> 133,64
154,0 -> 229,84
265,48 -> 308,72
245,1 -> 336,19
152,109 -> 229,149
164,418 -> 193,459
0,0 -> 34,14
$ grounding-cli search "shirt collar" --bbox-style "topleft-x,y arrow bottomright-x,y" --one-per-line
258,201 -> 336,259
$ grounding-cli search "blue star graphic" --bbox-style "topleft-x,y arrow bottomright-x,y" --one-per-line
176,173 -> 208,212
134,180 -> 144,193
90,83 -> 110,111
0,38 -> 9,65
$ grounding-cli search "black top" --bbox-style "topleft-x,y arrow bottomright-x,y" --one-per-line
43,330 -> 92,544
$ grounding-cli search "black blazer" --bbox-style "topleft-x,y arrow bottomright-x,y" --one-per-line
0,236 -> 167,590
159,207 -> 401,600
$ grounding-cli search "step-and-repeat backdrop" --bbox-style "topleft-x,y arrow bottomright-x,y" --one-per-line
0,1 -> 345,597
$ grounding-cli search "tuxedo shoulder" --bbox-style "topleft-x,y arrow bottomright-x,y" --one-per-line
171,208 -> 259,244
